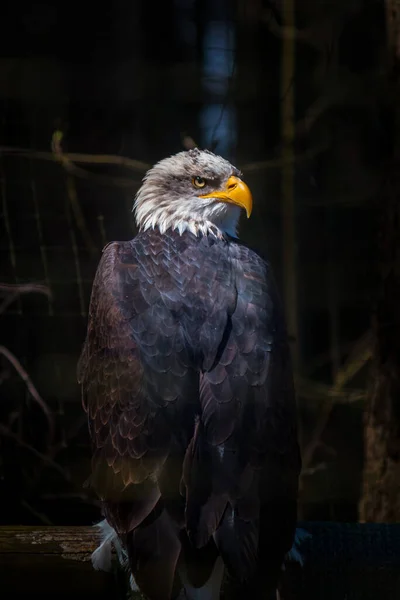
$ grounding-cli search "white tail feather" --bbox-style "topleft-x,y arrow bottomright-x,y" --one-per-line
90,519 -> 139,591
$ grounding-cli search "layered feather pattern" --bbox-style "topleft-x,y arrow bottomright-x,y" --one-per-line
78,227 -> 300,599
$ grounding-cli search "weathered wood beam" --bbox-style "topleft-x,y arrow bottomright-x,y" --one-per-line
0,526 -> 115,600
1,523 -> 400,599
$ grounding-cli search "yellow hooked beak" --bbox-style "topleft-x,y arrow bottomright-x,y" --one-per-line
199,176 -> 253,218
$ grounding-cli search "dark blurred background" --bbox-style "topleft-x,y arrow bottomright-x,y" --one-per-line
0,0 -> 398,528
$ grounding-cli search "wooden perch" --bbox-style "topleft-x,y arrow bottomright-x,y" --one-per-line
1,523 -> 400,599
0,526 -> 115,600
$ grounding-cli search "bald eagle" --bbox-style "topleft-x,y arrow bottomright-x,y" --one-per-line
78,148 -> 301,600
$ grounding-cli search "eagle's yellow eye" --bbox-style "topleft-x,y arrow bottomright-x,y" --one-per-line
192,176 -> 206,189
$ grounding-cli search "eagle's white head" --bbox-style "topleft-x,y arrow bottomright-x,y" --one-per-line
133,148 -> 253,238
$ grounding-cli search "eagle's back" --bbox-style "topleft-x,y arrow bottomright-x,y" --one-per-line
78,228 -> 300,599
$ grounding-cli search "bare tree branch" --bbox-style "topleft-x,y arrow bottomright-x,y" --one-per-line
0,142 -> 145,189
0,283 -> 51,296
0,345 -> 54,445
0,424 -> 67,478
296,376 -> 366,404
20,500 -> 53,525
51,131 -> 100,256
0,145 -> 149,172
0,283 -> 51,315
301,331 -> 372,474
241,142 -> 328,172
51,130 -> 143,190
301,462 -> 328,477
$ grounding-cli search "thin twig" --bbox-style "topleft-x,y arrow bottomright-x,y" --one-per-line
302,338 -> 360,377
0,424 -> 67,478
65,172 -> 98,256
1,150 -> 21,314
296,376 -> 366,404
52,130 -> 108,256
52,132 -> 143,189
0,141 -> 327,179
0,345 -> 54,445
0,144 -> 150,171
20,500 -> 53,525
0,283 -> 51,314
0,283 -> 51,296
50,414 -> 87,457
301,462 -> 328,477
301,331 -> 372,473
29,147 -> 53,315
241,142 -> 328,172
0,292 -> 19,314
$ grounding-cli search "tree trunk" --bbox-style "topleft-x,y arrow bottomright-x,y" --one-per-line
359,0 -> 400,522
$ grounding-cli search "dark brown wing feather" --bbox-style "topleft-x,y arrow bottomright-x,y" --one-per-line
77,232 -> 235,541
78,229 -> 300,597
182,240 -> 300,584
78,241 -> 166,532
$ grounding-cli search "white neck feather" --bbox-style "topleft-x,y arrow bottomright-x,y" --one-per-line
134,196 -> 240,239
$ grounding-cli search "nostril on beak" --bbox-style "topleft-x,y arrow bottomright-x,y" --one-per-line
227,181 -> 237,191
